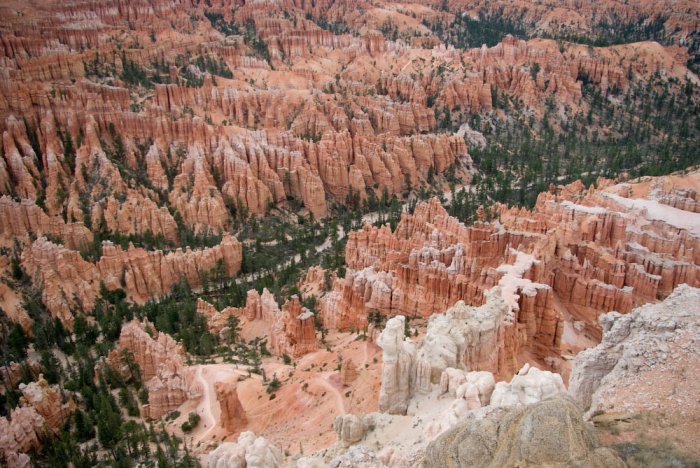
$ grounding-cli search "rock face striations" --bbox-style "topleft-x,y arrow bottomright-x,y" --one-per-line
322,174 -> 700,374
0,0 -> 695,342
425,396 -> 625,468
215,382 -> 247,433
107,319 -> 200,419
0,0 -> 693,232
0,376 -> 75,466
197,290 -> 318,358
0,0 -> 697,464
20,234 -> 242,326
569,284 -> 700,417
0,196 -> 92,250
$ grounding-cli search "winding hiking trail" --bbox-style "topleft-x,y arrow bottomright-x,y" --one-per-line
193,365 -> 217,443
191,364 -> 248,444
315,373 -> 346,415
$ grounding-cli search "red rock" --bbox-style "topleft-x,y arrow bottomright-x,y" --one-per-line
0,407 -> 43,460
270,295 -> 319,358
322,172 -> 700,374
21,237 -> 101,326
0,376 -> 75,464
18,376 -> 75,433
108,319 -> 200,419
215,381 -> 247,433
340,358 -> 358,386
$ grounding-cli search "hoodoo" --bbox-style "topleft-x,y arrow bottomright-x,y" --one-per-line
0,0 -> 697,466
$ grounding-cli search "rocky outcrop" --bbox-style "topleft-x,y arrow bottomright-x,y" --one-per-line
333,414 -> 366,446
424,396 -> 625,468
101,193 -> 179,244
21,237 -> 101,326
414,286 -> 528,387
299,265 -> 328,298
215,381 -> 247,433
18,376 -> 75,433
97,233 -> 242,303
490,364 -> 566,408
0,281 -> 32,333
269,295 -> 318,358
569,284 -> 700,415
377,283 -> 563,417
196,298 -> 240,340
0,0 -> 694,241
340,358 -> 358,386
206,289 -> 319,358
144,371 -> 195,420
207,431 -> 283,468
0,376 -> 75,466
321,198 -> 560,341
107,319 -> 199,419
0,407 -> 44,465
0,196 -> 92,250
377,315 -> 416,415
21,233 -> 242,325
439,369 -> 495,409
323,173 -> 700,379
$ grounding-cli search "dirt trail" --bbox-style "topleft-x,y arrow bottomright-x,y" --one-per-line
191,364 -> 249,444
193,366 -> 216,443
314,373 -> 345,415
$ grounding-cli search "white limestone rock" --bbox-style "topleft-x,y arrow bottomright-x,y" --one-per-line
439,368 -> 495,409
377,316 -> 416,415
490,364 -> 565,407
413,288 -> 510,393
333,414 -> 366,446
208,431 -> 283,468
569,284 -> 700,414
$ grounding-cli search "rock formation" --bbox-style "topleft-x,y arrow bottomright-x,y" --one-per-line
0,0 -> 697,464
18,376 -> 75,433
107,319 -> 200,419
569,284 -> 700,416
199,290 -> 318,358
377,315 -> 417,415
0,376 -> 75,466
196,298 -> 240,340
20,233 -> 242,325
0,196 -> 92,250
0,407 -> 44,466
207,431 -> 283,468
333,414 -> 367,446
424,396 -> 625,468
4,0 -> 687,232
97,233 -> 242,303
377,284 -> 570,418
340,358 -> 358,386
21,237 -> 101,326
490,364 -> 566,408
269,295 -> 319,358
0,280 -> 32,333
215,381 -> 247,433
439,369 -> 495,409
322,173 -> 700,377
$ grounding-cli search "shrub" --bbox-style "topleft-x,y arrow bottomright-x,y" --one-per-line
181,412 -> 201,433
